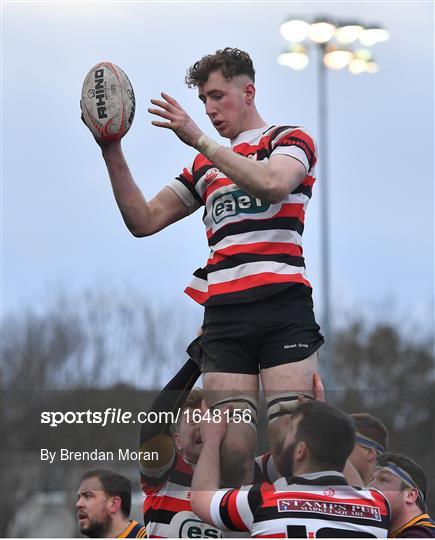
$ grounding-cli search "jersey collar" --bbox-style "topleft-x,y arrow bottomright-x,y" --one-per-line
230,124 -> 272,148
288,471 -> 348,486
391,513 -> 432,537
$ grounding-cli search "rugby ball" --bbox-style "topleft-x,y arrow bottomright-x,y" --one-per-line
80,62 -> 135,142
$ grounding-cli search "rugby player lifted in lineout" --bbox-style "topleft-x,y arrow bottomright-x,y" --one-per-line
84,48 -> 324,486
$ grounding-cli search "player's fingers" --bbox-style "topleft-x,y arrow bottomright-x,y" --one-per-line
148,107 -> 174,120
150,98 -> 174,112
161,92 -> 182,110
151,120 -> 173,128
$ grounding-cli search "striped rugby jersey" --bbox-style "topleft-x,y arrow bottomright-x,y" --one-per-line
118,520 -> 147,538
168,125 -> 318,306
391,513 -> 435,538
210,471 -> 390,538
254,451 -> 280,484
141,453 -> 223,538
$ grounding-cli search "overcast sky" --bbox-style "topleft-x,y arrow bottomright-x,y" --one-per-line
2,1 -> 433,335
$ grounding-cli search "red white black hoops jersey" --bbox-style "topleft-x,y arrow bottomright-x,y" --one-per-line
141,453 -> 223,538
168,125 -> 318,306
210,471 -> 390,538
254,452 -> 281,484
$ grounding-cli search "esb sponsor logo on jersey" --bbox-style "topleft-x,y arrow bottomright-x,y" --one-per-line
278,499 -> 381,521
212,189 -> 270,224
179,519 -> 222,538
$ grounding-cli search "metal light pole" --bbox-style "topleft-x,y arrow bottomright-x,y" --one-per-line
316,43 -> 334,388
278,18 -> 389,391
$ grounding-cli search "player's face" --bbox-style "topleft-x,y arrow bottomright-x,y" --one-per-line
198,70 -> 252,139
175,407 -> 202,463
369,469 -> 407,516
76,477 -> 112,538
349,444 -> 376,484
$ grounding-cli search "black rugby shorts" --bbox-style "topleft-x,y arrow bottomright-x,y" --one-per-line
186,284 -> 324,374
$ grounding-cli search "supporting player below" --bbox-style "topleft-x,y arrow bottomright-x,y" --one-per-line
138,352 -> 224,538
191,400 -> 390,538
76,469 -> 147,538
349,412 -> 389,485
370,452 -> 435,538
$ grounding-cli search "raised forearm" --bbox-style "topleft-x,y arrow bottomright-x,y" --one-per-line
139,358 -> 201,447
101,143 -> 153,236
191,440 -> 220,523
203,144 -> 281,203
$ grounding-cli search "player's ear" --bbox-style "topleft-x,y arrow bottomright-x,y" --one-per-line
244,82 -> 256,104
109,495 -> 122,514
173,432 -> 183,451
405,487 -> 419,506
295,441 -> 307,461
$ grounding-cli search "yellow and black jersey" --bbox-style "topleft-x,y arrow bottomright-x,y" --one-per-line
392,513 -> 435,538
117,520 -> 147,538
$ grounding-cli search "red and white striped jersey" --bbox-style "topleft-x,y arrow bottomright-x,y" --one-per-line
141,453 -> 223,538
168,125 -> 318,306
254,452 -> 281,484
210,471 -> 390,538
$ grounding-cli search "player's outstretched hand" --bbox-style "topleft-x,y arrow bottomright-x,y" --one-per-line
198,400 -> 228,446
148,92 -> 203,148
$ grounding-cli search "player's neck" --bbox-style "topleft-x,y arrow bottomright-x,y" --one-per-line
241,108 -> 267,133
106,516 -> 131,538
391,506 -> 423,533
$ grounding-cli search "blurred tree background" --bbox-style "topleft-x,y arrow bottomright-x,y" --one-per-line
1,288 -> 434,537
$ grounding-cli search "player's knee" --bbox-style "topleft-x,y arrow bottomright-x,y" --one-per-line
210,394 -> 258,431
266,391 -> 314,423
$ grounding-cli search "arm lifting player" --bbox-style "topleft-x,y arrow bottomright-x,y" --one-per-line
191,399 -> 390,538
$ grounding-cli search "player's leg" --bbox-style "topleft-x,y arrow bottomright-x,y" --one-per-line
187,307 -> 260,487
261,352 -> 318,475
258,285 -> 323,474
203,371 -> 259,487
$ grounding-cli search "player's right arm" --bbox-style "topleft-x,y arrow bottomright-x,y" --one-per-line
100,141 -> 190,237
139,354 -> 201,489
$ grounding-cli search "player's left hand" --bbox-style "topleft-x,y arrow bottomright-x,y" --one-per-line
149,92 -> 203,147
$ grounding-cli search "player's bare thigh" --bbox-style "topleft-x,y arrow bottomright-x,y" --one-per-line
203,371 -> 259,403
261,351 -> 318,463
260,351 -> 318,397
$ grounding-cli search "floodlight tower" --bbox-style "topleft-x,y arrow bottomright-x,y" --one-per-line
278,18 -> 389,390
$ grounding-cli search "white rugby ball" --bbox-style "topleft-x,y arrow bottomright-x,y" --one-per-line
81,62 -> 135,142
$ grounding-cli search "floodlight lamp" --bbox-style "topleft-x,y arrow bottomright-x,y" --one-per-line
335,23 -> 363,44
280,19 -> 310,42
359,26 -> 390,46
278,44 -> 309,70
348,58 -> 367,75
323,47 -> 353,70
353,48 -> 372,61
365,61 -> 380,74
309,20 -> 336,43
